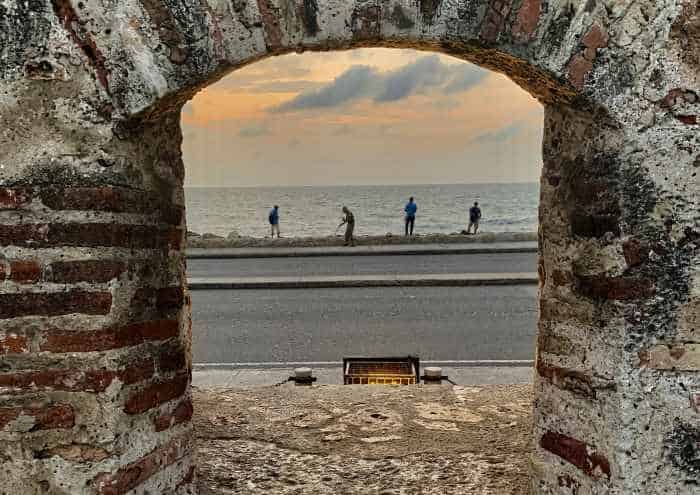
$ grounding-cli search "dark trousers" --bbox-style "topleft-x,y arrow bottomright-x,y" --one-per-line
405,216 -> 415,236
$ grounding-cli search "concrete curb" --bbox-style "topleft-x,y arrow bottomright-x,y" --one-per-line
187,273 -> 538,290
186,242 -> 538,259
193,360 -> 535,370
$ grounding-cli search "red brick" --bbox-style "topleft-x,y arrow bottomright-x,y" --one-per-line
0,224 -> 182,250
480,1 -> 513,42
575,275 -> 656,301
0,403 -> 74,431
677,115 -> 698,125
0,224 -> 49,246
582,23 -> 609,50
540,431 -> 611,478
40,186 -> 184,225
131,287 -> 155,306
571,213 -> 621,238
92,432 -> 191,495
48,260 -> 126,283
536,360 -> 601,398
0,369 -> 117,392
120,359 -> 156,385
156,287 -> 185,310
154,399 -> 193,432
0,188 -> 32,210
0,291 -> 112,319
41,320 -> 179,353
0,334 -> 29,354
512,0 -> 541,42
567,54 -> 594,90
124,372 -> 189,415
9,260 -> 41,282
0,362 -> 154,393
157,346 -> 187,373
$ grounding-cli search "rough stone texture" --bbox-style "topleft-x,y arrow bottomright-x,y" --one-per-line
194,384 -> 532,494
0,0 -> 698,493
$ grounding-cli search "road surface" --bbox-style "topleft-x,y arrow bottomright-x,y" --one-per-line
191,285 -> 538,363
187,252 -> 537,278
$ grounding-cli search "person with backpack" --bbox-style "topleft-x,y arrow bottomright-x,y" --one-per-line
268,205 -> 280,238
467,201 -> 482,234
404,197 -> 417,236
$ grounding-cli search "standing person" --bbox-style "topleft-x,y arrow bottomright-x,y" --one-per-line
268,205 -> 280,238
338,206 -> 355,246
404,196 -> 417,236
467,201 -> 482,234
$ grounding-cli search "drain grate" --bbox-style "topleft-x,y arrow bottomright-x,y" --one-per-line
343,356 -> 419,385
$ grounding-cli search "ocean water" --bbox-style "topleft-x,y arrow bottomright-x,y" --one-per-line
185,183 -> 539,238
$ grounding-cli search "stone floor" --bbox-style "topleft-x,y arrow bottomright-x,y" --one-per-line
194,384 -> 533,494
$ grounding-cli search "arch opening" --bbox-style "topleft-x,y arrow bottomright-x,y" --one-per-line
2,1 -> 698,494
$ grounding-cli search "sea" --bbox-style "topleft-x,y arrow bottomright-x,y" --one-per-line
185,183 -> 539,238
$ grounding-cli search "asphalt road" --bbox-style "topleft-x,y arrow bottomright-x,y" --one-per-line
191,286 -> 538,363
187,252 -> 537,278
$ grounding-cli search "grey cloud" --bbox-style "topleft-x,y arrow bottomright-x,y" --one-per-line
239,123 -> 270,138
375,56 -> 448,102
274,65 -> 376,111
272,56 -> 489,112
444,66 -> 488,93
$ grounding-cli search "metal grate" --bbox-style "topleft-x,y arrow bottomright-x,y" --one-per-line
343,356 -> 419,385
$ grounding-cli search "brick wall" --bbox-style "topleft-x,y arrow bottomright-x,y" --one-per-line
1,0 -> 698,493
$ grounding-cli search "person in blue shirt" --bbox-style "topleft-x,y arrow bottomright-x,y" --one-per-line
467,201 -> 482,234
268,205 -> 280,238
404,197 -> 417,236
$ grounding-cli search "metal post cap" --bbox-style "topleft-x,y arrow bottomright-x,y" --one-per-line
294,367 -> 313,379
424,367 -> 443,378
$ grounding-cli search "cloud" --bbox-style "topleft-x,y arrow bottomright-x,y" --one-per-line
445,67 -> 489,94
272,55 -> 488,112
375,56 -> 448,102
473,123 -> 523,144
238,123 -> 270,138
274,65 -> 376,111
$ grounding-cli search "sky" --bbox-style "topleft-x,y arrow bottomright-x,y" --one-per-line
181,48 -> 544,188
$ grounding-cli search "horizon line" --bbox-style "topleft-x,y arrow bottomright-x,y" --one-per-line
184,181 -> 540,189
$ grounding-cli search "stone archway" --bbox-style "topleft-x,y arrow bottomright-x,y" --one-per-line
1,1 -> 698,493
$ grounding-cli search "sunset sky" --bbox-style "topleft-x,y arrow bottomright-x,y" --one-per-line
181,48 -> 544,187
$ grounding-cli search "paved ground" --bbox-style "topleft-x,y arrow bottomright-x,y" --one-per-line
191,286 -> 538,363
187,252 -> 537,278
193,366 -> 533,387
195,384 -> 532,494
186,241 -> 537,259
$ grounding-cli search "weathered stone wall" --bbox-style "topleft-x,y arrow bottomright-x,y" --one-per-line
0,0 -> 697,493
